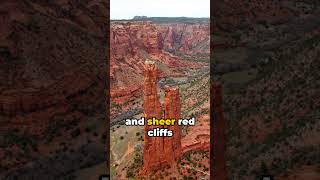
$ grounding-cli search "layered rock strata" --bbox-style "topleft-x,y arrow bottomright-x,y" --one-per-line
110,21 -> 207,106
157,23 -> 210,55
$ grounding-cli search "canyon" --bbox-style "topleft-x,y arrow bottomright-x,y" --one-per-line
110,17 -> 210,179
110,19 -> 209,118
0,14 -> 209,179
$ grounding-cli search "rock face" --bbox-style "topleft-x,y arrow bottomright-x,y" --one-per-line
157,23 -> 210,55
164,86 -> 182,160
142,61 -> 182,173
212,83 -> 227,180
142,61 -> 165,172
110,21 -> 207,109
110,21 -> 162,100
181,113 -> 210,154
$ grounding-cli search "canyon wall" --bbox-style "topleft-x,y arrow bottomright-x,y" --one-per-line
110,22 -> 161,103
157,23 -> 210,55
110,21 -> 208,105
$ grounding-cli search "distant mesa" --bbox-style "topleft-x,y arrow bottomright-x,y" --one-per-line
133,16 -> 148,20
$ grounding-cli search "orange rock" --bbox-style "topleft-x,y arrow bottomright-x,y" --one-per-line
156,23 -> 210,55
110,21 -> 206,103
142,60 -> 163,172
164,86 -> 182,160
142,62 -> 182,174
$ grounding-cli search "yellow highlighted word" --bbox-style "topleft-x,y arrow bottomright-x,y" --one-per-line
147,117 -> 176,126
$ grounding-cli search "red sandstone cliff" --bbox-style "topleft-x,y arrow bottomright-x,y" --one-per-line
157,23 -> 210,55
110,22 -> 160,103
142,61 -> 164,172
110,21 -> 207,108
142,62 -> 182,174
164,86 -> 182,161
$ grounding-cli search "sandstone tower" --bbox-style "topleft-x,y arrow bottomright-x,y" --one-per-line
142,61 -> 182,173
164,86 -> 182,160
212,83 -> 227,180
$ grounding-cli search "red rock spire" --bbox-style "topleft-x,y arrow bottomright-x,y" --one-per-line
143,60 -> 163,172
164,86 -> 182,160
142,61 -> 182,174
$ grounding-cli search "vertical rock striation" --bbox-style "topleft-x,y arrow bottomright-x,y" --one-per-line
164,86 -> 182,160
142,61 -> 182,174
143,60 -> 164,172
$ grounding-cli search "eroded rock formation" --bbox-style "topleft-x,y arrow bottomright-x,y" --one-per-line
110,21 -> 162,100
110,21 -> 206,108
164,86 -> 182,161
143,60 -> 164,172
142,61 -> 182,173
157,23 -> 210,55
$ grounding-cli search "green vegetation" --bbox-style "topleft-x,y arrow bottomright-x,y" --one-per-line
111,102 -> 122,110
177,150 -> 209,179
127,151 -> 144,178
